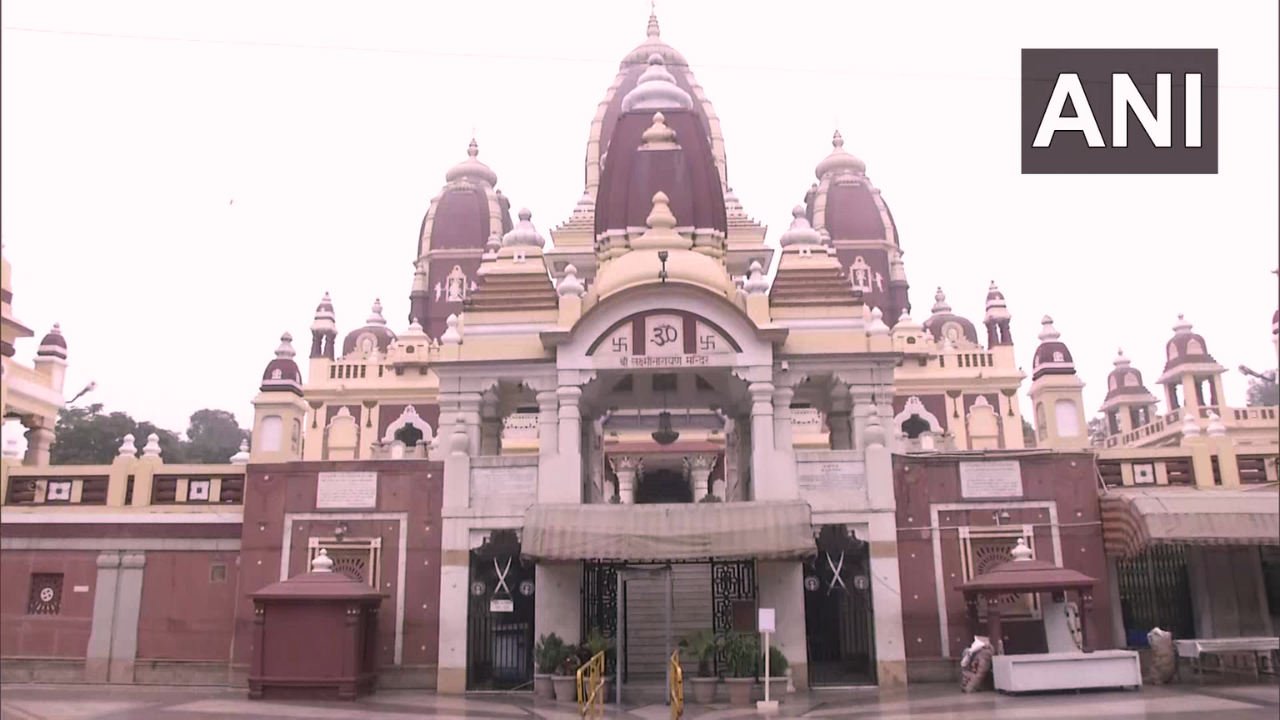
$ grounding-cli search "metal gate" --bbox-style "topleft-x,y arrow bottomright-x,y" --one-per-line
584,559 -> 755,678
1116,544 -> 1195,646
467,530 -> 535,690
804,525 -> 876,686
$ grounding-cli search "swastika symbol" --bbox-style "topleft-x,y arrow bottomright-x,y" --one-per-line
612,336 -> 629,353
699,335 -> 716,351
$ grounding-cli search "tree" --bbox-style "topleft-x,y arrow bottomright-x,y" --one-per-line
50,404 -> 184,465
184,409 -> 251,463
1246,371 -> 1279,407
49,405 -> 248,465
1021,417 -> 1036,448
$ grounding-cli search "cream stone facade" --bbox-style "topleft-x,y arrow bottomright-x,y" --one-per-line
1,244 -> 69,468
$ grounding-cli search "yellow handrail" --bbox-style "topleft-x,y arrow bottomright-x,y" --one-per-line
577,650 -> 606,719
669,649 -> 684,720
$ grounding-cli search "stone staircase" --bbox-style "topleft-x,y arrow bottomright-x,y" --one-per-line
624,564 -> 713,681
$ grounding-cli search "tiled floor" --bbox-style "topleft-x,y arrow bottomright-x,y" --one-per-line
0,682 -> 1276,720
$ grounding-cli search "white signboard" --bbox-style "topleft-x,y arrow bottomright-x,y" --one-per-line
796,461 -> 867,494
758,608 -> 776,633
959,461 -> 1024,499
316,471 -> 379,509
490,599 -> 514,613
470,466 -> 537,510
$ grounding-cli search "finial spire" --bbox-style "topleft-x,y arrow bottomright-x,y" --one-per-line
646,1 -> 660,37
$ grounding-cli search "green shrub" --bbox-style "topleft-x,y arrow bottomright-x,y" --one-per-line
760,644 -> 788,677
679,629 -> 721,677
722,632 -> 759,679
535,633 -> 568,675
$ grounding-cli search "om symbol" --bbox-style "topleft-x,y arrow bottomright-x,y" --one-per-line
651,324 -> 678,347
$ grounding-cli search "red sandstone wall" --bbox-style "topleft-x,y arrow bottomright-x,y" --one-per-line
0,550 -> 97,659
893,452 -> 1114,661
232,460 -> 443,673
136,551 -> 240,662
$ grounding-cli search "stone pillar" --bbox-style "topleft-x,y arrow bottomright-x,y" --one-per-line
436,543 -> 471,693
457,393 -> 483,457
85,552 -> 122,682
557,386 -> 584,502
535,563 -> 582,647
756,560 -> 809,689
22,423 -> 53,467
537,391 -> 559,457
479,390 -> 501,456
610,455 -> 641,504
867,514 -> 907,686
685,454 -> 717,501
772,386 -> 794,452
829,386 -> 852,451
109,552 -> 147,682
748,382 -> 775,501
849,387 -> 874,451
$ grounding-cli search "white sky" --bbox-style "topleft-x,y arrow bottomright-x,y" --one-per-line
2,0 -> 1277,445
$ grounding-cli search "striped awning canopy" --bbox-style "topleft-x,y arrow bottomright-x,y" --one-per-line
522,501 -> 816,562
1100,488 -> 1280,559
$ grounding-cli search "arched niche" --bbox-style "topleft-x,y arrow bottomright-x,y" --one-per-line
381,405 -> 435,445
893,396 -> 942,439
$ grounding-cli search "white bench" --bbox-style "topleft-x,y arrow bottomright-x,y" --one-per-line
992,651 -> 1143,694
1175,638 -> 1280,683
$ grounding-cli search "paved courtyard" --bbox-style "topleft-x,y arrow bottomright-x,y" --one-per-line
0,682 -> 1277,720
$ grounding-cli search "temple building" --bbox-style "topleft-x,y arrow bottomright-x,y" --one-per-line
1,11 -> 1276,695
0,244 -> 69,467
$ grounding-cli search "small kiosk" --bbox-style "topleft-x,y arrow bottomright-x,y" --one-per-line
249,550 -> 387,700
956,539 -> 1141,694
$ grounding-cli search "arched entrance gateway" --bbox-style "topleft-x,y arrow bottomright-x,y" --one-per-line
516,285 -> 817,700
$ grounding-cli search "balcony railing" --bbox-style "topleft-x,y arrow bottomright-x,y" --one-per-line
501,413 -> 540,455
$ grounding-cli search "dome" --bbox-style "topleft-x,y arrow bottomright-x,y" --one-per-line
584,11 -> 725,203
593,192 -> 733,300
1103,349 -> 1157,404
594,109 -> 726,237
444,138 -> 498,186
342,299 -> 398,357
502,208 -> 547,248
621,54 -> 694,113
260,333 -> 303,395
778,206 -> 822,247
1031,316 -> 1076,380
1162,313 -> 1217,372
417,140 -> 513,253
814,130 -> 866,179
36,323 -> 67,359
921,288 -> 979,345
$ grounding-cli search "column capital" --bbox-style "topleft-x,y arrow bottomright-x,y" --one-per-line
536,390 -> 558,409
556,386 -> 582,405
683,454 -> 718,473
609,454 -> 643,474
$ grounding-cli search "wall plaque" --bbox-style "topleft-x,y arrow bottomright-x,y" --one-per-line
796,461 -> 866,493
316,471 -> 379,509
959,460 -> 1024,498
470,465 -> 537,510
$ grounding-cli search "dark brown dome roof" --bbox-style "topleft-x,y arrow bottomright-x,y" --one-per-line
341,300 -> 397,357
1162,314 -> 1216,372
921,288 -> 979,344
1030,316 -> 1076,380
260,333 -> 302,395
36,323 -> 67,359
1104,350 -> 1155,402
594,109 -> 726,236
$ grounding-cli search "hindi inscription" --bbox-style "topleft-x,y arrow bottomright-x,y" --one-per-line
316,471 -> 379,509
959,460 -> 1024,498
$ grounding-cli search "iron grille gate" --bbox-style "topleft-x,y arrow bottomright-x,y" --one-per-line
1116,544 -> 1195,647
467,530 -> 535,691
804,525 -> 876,686
583,559 -> 756,678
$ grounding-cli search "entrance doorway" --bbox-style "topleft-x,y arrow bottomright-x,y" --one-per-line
582,560 -> 755,702
804,525 -> 876,686
636,469 -> 692,504
466,530 -> 535,690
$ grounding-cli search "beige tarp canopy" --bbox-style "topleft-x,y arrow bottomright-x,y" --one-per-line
1100,488 -> 1280,558
522,501 -> 816,561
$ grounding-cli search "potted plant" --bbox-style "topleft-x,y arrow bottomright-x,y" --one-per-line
552,652 -> 581,702
534,634 -> 566,700
583,630 -> 615,703
679,629 -> 722,703
759,644 -> 789,700
722,632 -> 758,706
